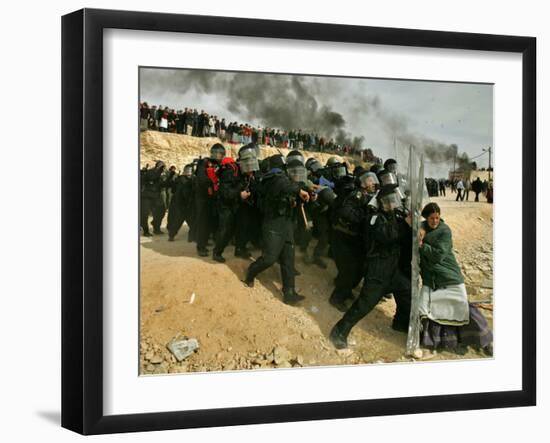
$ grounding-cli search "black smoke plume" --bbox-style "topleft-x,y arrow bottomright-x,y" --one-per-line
141,68 -> 472,168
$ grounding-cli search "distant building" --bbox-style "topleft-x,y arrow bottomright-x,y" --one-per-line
449,169 -> 493,182
448,170 -> 465,181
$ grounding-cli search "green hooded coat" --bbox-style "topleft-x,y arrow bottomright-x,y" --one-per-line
420,220 -> 464,290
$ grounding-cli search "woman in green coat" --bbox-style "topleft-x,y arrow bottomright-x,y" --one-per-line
419,202 -> 493,355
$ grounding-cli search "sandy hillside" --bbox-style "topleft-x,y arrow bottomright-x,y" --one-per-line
139,133 -> 494,375
140,130 -> 363,170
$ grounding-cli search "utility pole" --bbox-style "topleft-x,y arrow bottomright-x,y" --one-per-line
483,146 -> 492,180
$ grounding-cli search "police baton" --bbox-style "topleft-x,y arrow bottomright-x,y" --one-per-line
300,203 -> 313,231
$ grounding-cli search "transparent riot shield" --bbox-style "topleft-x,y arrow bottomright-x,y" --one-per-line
405,145 -> 425,356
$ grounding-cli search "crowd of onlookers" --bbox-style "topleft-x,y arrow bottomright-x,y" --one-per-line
139,102 -> 380,162
425,177 -> 493,203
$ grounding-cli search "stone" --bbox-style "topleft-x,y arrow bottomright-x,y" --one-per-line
301,332 -> 309,340
145,351 -> 154,361
157,362 -> 169,372
273,346 -> 292,365
149,354 -> 163,364
145,364 -> 156,373
336,349 -> 353,357
295,355 -> 304,366
167,336 -> 200,362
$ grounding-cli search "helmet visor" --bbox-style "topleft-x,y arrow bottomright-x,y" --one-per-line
308,160 -> 322,173
379,171 -> 399,186
359,172 -> 379,191
332,165 -> 347,178
287,165 -> 308,183
287,153 -> 305,165
239,156 -> 260,173
380,192 -> 402,211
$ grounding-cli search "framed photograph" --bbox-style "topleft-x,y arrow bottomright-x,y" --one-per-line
62,8 -> 536,435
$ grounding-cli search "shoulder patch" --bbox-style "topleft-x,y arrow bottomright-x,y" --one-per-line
370,215 -> 378,226
356,191 -> 362,199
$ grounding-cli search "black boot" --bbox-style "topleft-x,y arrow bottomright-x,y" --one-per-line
330,297 -> 370,349
329,297 -> 348,313
283,288 -> 305,306
168,235 -> 175,242
329,321 -> 350,349
243,270 -> 255,288
212,251 -> 226,263
329,289 -> 351,313
143,231 -> 152,237
197,247 -> 209,257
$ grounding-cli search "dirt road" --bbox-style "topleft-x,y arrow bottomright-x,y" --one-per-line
139,191 -> 493,375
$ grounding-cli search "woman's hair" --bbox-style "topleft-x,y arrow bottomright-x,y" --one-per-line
421,202 -> 441,219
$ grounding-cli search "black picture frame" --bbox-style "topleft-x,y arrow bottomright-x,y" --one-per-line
61,8 -> 536,435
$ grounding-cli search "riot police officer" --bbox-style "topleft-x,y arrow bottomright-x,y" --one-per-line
194,143 -> 225,256
329,185 -> 412,349
243,155 -> 310,305
212,155 -> 242,263
234,145 -> 261,258
167,164 -> 195,242
328,172 -> 379,311
140,160 -> 166,236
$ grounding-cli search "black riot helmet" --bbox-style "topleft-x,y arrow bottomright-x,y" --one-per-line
238,149 -> 260,174
260,157 -> 271,174
239,142 -> 260,159
306,158 -> 323,173
377,169 -> 399,187
378,185 -> 401,213
154,160 -> 166,171
383,158 -> 398,174
286,159 -> 308,184
378,169 -> 406,201
353,166 -> 366,178
210,143 -> 226,161
286,150 -> 305,166
326,156 -> 347,179
318,187 -> 337,207
267,154 -> 286,171
369,163 -> 383,175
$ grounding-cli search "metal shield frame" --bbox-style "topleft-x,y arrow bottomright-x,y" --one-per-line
61,8 -> 536,435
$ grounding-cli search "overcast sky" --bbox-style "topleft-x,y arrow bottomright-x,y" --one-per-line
140,67 -> 493,177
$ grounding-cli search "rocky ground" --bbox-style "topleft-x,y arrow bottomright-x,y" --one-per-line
139,132 -> 494,376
